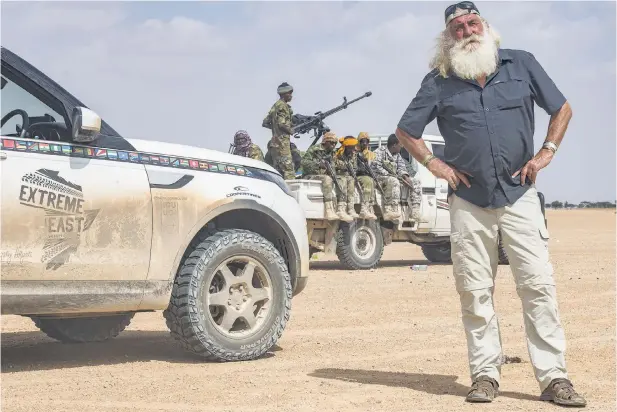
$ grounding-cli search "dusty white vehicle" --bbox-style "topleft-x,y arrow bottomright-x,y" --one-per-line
0,46 -> 309,361
288,133 -> 519,269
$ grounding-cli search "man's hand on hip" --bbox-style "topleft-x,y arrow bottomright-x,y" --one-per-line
427,158 -> 471,191
512,149 -> 554,185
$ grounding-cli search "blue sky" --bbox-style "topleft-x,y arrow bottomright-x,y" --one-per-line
1,1 -> 615,203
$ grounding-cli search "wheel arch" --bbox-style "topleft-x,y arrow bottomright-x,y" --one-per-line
170,199 -> 303,295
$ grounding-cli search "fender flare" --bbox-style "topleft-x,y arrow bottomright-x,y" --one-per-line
169,198 -> 302,287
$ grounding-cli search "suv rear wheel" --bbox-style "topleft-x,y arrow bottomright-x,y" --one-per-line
164,229 -> 292,361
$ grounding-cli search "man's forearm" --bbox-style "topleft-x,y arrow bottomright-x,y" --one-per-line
544,101 -> 572,148
395,127 -> 434,164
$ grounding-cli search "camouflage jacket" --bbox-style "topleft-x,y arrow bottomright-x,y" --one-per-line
357,148 -> 375,176
247,144 -> 264,162
262,99 -> 293,137
371,146 -> 409,178
301,144 -> 334,176
334,150 -> 358,177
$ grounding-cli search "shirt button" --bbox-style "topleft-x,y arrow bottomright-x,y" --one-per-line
485,107 -> 490,111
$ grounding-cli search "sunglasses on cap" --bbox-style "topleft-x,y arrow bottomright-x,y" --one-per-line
445,1 -> 480,24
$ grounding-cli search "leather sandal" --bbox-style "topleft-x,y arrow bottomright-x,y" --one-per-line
540,378 -> 587,407
466,376 -> 499,403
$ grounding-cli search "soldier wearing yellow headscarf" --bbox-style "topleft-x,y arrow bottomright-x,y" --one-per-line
334,135 -> 377,220
357,132 -> 376,162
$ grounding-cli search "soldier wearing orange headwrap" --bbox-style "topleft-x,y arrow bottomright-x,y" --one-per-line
334,135 -> 377,220
300,132 -> 353,221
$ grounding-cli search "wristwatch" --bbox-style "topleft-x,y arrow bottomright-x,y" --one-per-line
542,141 -> 558,154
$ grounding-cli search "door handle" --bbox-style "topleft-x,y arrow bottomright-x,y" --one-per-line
0,151 -> 7,160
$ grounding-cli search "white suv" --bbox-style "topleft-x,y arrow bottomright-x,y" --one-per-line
0,46 -> 309,361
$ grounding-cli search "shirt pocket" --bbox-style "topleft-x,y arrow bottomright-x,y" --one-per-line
492,78 -> 530,109
439,91 -> 486,130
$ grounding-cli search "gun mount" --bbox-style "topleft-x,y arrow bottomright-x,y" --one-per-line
292,91 -> 372,148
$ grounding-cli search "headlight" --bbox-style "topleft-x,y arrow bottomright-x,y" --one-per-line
247,167 -> 294,197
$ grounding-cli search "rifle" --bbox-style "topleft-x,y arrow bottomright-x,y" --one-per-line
341,155 -> 364,204
357,153 -> 385,195
383,162 -> 414,190
321,155 -> 343,194
292,91 -> 373,147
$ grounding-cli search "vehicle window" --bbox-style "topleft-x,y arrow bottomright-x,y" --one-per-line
0,75 -> 67,140
431,143 -> 446,161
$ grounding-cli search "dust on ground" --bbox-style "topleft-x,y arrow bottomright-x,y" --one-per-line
2,209 -> 615,411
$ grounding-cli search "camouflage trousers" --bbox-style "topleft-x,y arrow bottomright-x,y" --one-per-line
305,174 -> 354,203
377,176 -> 421,209
356,175 -> 375,204
269,135 -> 295,180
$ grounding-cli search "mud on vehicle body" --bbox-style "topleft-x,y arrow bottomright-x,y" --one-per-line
0,46 -> 309,361
290,134 -> 547,269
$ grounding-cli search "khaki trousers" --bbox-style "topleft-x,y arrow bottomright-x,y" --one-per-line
448,186 -> 568,392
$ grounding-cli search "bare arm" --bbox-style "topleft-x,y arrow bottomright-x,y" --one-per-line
513,101 -> 572,184
395,127 -> 470,190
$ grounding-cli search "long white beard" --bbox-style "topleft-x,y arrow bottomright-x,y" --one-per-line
430,21 -> 501,79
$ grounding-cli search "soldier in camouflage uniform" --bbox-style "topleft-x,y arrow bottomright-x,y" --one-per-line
231,130 -> 264,161
262,82 -> 296,180
371,134 -> 422,222
300,132 -> 353,222
335,135 -> 377,220
356,132 -> 378,206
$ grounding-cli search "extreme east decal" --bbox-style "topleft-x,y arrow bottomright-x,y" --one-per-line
19,169 -> 100,270
1,138 -> 254,178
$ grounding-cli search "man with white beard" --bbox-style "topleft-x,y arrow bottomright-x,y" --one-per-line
395,1 -> 586,408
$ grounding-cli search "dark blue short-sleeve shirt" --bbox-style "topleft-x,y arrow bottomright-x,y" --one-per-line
397,48 -> 566,208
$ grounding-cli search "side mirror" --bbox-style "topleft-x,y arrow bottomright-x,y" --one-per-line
71,107 -> 101,143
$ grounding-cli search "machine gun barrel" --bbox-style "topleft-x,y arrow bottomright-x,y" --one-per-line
291,91 -> 373,147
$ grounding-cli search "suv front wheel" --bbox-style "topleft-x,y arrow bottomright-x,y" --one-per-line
164,229 -> 292,361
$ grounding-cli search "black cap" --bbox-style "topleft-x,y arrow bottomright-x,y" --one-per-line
445,1 -> 480,24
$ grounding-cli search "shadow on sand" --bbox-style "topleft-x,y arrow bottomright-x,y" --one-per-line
1,330 -> 281,373
308,368 -> 540,402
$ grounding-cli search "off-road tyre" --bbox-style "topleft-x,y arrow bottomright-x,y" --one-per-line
421,243 -> 452,263
31,313 -> 134,343
336,220 -> 384,270
163,229 -> 292,362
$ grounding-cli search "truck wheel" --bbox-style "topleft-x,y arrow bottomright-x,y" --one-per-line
336,220 -> 384,270
498,231 -> 509,265
421,243 -> 452,263
163,229 -> 292,362
31,313 -> 134,343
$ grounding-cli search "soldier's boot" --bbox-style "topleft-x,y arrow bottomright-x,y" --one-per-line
410,202 -> 421,221
382,203 -> 401,223
336,201 -> 354,222
324,200 -> 338,221
347,203 -> 360,219
359,202 -> 377,220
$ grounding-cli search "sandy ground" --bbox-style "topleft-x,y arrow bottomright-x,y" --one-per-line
1,209 -> 615,412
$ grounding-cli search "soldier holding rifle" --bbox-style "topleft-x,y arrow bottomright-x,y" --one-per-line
371,134 -> 422,222
300,132 -> 353,222
334,135 -> 377,220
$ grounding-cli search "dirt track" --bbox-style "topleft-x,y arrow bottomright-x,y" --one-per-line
2,209 -> 615,411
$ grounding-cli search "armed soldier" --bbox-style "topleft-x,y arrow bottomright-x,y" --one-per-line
301,132 -> 353,222
231,130 -> 264,161
371,134 -> 422,222
262,82 -> 296,180
335,135 -> 377,220
357,132 -> 376,162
